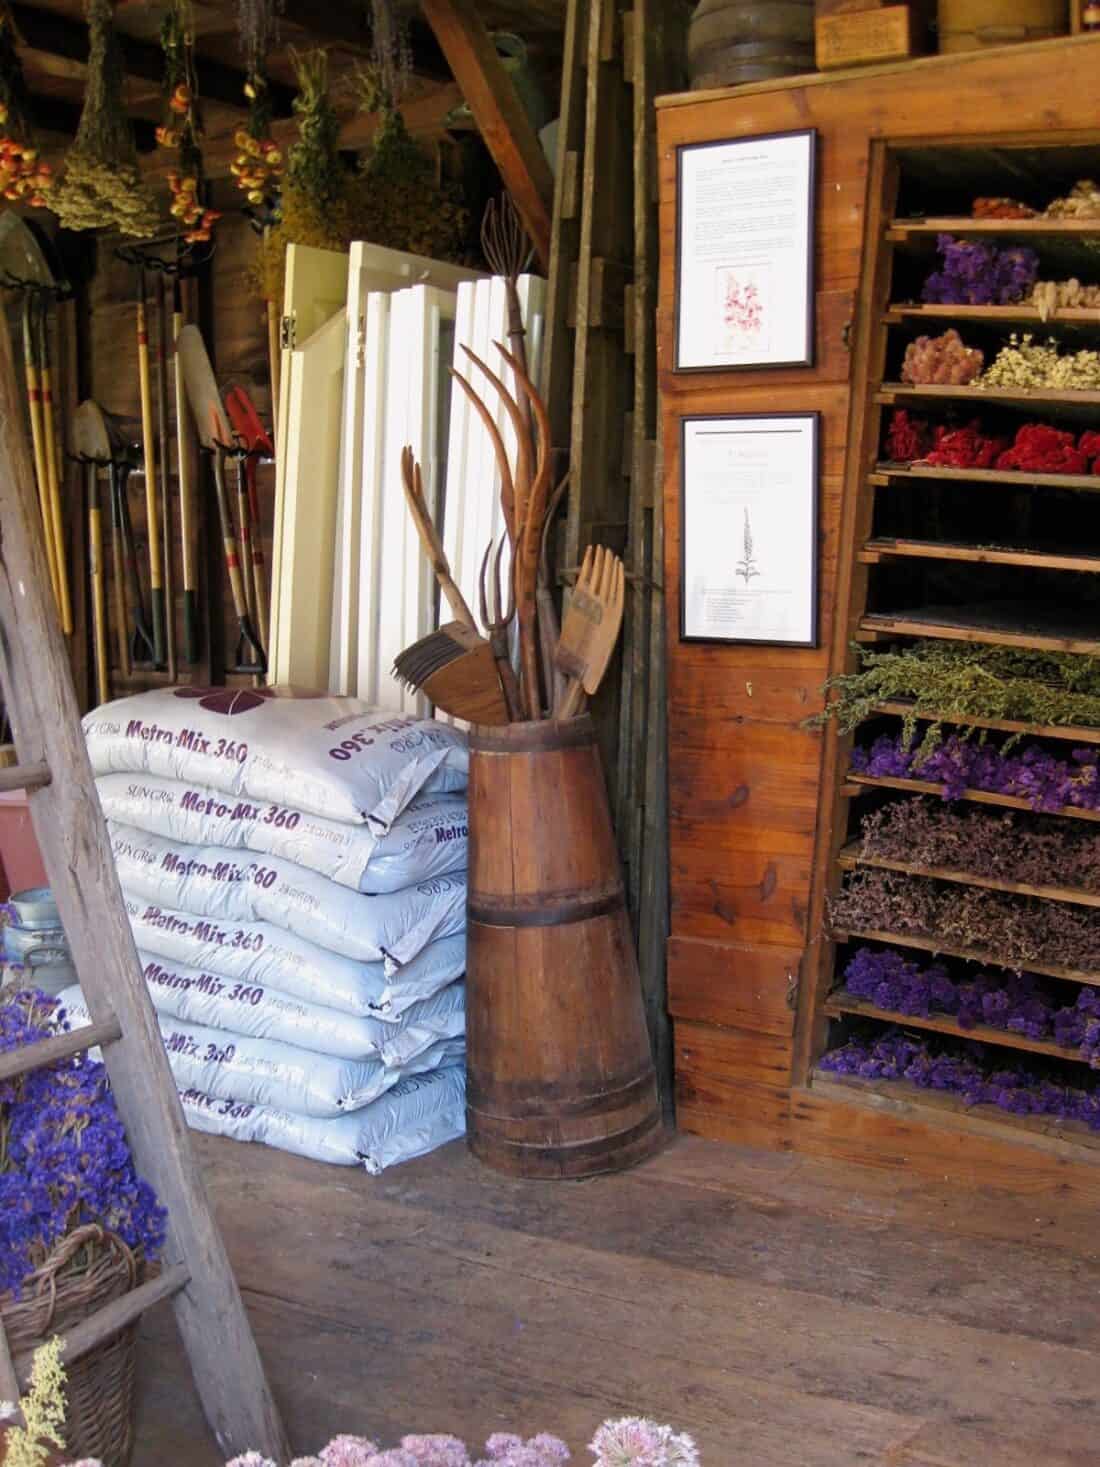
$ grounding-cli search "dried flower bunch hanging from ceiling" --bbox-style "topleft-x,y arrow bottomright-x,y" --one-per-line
0,2 -> 52,206
159,0 -> 219,243
233,0 -> 283,211
51,0 -> 160,236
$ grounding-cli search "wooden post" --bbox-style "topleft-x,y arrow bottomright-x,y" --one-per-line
420,0 -> 554,271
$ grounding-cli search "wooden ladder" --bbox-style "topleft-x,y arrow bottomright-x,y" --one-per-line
0,319 -> 290,1463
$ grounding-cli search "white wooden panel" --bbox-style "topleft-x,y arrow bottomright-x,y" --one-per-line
376,289 -> 414,714
269,308 -> 346,690
441,279 -> 476,641
271,244 -> 348,665
329,245 -> 369,693
345,240 -> 481,297
354,291 -> 391,706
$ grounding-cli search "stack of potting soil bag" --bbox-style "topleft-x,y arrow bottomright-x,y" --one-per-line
68,686 -> 469,1173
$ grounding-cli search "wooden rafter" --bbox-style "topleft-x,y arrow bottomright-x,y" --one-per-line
420,0 -> 554,269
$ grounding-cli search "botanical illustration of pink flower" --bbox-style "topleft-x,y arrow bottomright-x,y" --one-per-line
722,274 -> 763,337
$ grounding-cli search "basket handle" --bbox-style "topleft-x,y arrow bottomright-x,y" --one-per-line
33,1225 -> 138,1331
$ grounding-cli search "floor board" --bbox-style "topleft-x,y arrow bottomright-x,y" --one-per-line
129,1131 -> 1100,1466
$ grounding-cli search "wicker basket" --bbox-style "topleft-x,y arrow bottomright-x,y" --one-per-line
2,1225 -> 141,1467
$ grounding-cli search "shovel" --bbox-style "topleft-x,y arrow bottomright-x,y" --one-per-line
178,324 -> 266,675
172,279 -> 201,664
135,266 -> 166,665
224,384 -> 273,649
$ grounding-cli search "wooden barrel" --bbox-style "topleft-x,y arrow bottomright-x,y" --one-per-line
687,0 -> 815,90
466,716 -> 662,1179
937,0 -> 1067,51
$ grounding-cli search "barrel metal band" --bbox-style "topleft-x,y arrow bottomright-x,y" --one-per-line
470,717 -> 595,755
469,888 -> 624,928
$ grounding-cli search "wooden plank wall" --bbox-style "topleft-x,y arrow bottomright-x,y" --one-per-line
655,34 -> 1100,1170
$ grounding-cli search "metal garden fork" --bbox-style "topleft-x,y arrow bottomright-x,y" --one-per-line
478,534 -> 523,721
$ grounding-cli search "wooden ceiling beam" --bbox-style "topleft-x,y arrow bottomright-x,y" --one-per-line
419,0 -> 554,269
11,3 -> 296,115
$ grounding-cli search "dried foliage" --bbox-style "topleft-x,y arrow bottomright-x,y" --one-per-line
827,868 -> 1100,972
901,329 -> 983,385
51,0 -> 159,236
859,798 -> 1100,891
812,641 -> 1100,759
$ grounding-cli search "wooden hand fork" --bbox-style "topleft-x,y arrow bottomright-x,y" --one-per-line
552,544 -> 625,720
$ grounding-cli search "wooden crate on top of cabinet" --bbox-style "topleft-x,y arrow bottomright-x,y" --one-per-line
657,33 -> 1100,1196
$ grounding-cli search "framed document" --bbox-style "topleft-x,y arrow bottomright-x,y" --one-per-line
680,413 -> 819,647
674,129 -> 816,372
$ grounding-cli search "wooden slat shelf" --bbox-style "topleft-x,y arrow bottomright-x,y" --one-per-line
846,770 -> 1100,823
859,537 -> 1100,573
836,841 -> 1100,909
811,1071 -> 1100,1160
877,383 -> 1100,409
824,991 -> 1085,1062
887,217 -> 1100,240
829,924 -> 1100,987
886,303 -> 1100,325
858,602 -> 1100,656
871,462 -> 1100,493
871,700 -> 1100,746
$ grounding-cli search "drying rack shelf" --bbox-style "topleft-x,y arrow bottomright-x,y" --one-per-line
845,770 -> 1100,823
887,217 -> 1100,240
828,924 -> 1100,987
859,537 -> 1100,573
810,1071 -> 1100,1157
836,842 -> 1100,909
885,304 -> 1100,326
877,384 -> 1100,410
824,991 -> 1084,1062
858,602 -> 1100,656
870,701 -> 1100,746
871,463 -> 1100,493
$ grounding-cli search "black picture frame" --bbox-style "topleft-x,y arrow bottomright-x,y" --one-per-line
674,129 -> 817,373
679,411 -> 820,648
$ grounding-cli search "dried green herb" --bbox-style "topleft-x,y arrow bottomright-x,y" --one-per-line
52,0 -> 160,237
811,641 -> 1100,760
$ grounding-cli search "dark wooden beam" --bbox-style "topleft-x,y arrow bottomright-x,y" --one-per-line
419,0 -> 554,269
12,4 -> 296,115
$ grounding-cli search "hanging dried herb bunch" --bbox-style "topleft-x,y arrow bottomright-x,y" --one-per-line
287,47 -> 343,209
350,63 -> 468,259
0,2 -> 52,206
159,0 -> 219,243
52,0 -> 160,237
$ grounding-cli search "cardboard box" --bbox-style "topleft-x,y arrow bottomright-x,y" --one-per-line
815,3 -> 927,67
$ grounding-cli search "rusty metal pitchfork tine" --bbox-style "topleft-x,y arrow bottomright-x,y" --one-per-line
479,535 -> 523,722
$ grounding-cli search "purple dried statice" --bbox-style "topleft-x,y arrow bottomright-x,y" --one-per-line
921,234 -> 1039,306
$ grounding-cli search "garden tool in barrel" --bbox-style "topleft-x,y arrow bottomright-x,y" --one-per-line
71,401 -> 112,705
0,212 -> 67,628
178,323 -> 266,675
155,270 -> 177,680
224,383 -> 273,649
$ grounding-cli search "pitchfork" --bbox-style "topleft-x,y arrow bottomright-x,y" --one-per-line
478,534 -> 523,722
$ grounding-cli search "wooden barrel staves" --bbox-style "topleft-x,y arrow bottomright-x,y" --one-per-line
687,0 -> 815,90
466,716 -> 662,1178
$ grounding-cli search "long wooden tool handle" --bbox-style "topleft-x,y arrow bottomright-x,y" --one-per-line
37,308 -> 72,637
245,456 -> 269,646
235,455 -> 255,619
155,274 -> 177,681
108,468 -> 131,679
173,286 -> 200,664
137,292 -> 165,666
212,445 -> 250,621
22,306 -> 60,610
400,447 -> 478,631
87,464 -> 110,705
555,676 -> 585,720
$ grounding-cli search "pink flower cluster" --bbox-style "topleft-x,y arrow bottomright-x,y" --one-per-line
226,1432 -> 572,1467
722,275 -> 763,336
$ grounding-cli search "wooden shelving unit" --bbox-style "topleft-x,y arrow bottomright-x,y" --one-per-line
809,143 -> 1100,1152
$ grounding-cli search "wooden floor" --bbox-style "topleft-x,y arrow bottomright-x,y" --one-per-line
133,1129 -> 1100,1466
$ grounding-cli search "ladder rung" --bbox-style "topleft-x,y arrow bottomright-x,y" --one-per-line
14,1262 -> 191,1389
0,759 -> 50,793
0,1015 -> 123,1082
